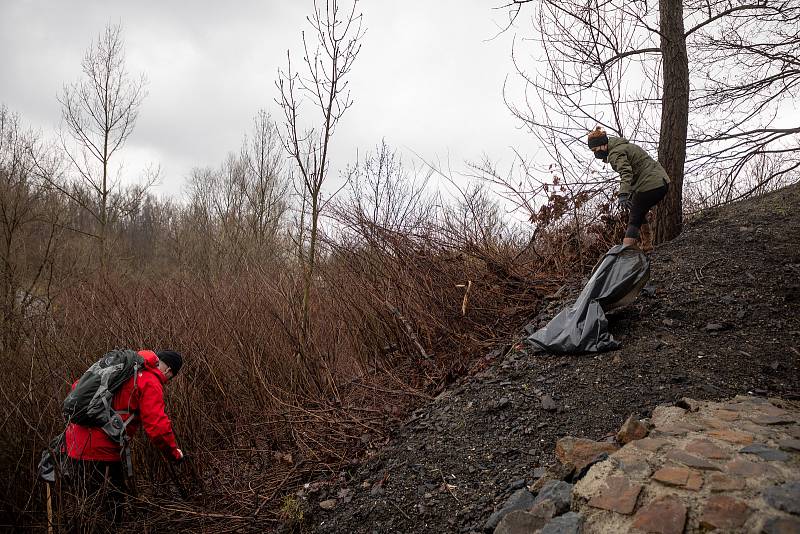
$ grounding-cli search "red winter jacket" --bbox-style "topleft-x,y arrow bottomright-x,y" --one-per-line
65,350 -> 181,462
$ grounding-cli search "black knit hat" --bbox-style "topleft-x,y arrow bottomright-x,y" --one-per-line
156,350 -> 183,376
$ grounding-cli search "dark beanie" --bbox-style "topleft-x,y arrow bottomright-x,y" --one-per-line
156,350 -> 183,376
587,126 -> 609,148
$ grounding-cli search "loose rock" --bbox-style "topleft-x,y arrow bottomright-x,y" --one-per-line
319,499 -> 337,510
539,512 -> 583,534
493,510 -> 547,534
540,394 -> 558,412
617,414 -> 650,444
532,480 -> 573,515
508,479 -> 526,491
483,489 -> 535,532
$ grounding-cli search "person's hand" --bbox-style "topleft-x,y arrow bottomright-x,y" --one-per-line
617,193 -> 632,210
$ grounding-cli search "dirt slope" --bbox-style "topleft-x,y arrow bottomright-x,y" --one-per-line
302,184 -> 800,534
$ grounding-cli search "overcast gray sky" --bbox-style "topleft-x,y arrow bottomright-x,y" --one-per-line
0,1 -> 532,198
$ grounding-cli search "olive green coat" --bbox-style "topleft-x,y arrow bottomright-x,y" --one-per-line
606,137 -> 670,195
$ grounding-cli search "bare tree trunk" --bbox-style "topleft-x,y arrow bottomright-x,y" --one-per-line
301,191 -> 320,346
277,0 -> 364,391
655,0 -> 689,244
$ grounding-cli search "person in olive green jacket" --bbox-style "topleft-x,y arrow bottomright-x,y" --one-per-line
587,127 -> 670,247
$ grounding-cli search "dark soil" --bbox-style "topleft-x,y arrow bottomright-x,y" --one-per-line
301,184 -> 800,533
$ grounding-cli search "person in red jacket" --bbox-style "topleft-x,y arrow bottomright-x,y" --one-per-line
65,349 -> 184,526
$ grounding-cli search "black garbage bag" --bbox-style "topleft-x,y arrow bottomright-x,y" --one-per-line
527,244 -> 650,353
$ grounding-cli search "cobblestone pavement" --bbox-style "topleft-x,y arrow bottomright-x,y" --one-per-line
573,396 -> 800,533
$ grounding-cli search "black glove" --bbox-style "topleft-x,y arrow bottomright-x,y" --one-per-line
617,194 -> 632,210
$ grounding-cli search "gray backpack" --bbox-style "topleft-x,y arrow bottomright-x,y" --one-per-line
62,349 -> 145,443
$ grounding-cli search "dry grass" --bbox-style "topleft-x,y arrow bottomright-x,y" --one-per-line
0,184 -> 630,532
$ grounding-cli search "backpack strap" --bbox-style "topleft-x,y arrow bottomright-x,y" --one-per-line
122,435 -> 135,478
120,359 -> 141,478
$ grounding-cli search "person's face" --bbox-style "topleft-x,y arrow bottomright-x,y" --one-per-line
591,144 -> 609,160
157,360 -> 175,381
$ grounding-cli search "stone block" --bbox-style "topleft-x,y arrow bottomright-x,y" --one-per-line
708,473 -> 745,492
631,496 -> 687,534
617,459 -> 653,479
631,438 -> 670,453
740,443 -> 791,462
762,516 -> 800,534
555,437 -> 619,471
685,471 -> 704,491
699,496 -> 751,530
652,467 -> 690,487
712,409 -> 739,421
664,450 -> 721,470
684,439 -> 730,459
707,429 -> 755,444
763,481 -> 800,515
757,404 -> 790,417
724,458 -> 781,478
587,476 -> 642,515
778,438 -> 800,452
751,414 -> 797,425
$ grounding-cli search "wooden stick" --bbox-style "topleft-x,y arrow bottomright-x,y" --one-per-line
384,300 -> 431,360
46,483 -> 53,534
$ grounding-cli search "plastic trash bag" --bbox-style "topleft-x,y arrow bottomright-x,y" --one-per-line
527,244 -> 650,353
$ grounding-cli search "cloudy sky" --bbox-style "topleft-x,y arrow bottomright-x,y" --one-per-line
0,1 -> 534,198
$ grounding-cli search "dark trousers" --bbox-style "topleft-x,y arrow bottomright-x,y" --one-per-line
626,183 -> 669,238
64,459 -> 126,532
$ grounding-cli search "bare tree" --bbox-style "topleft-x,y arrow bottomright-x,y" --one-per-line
0,106 -> 63,355
239,110 -> 289,252
502,0 -> 799,243
57,23 -> 152,264
276,0 -> 364,352
184,157 -> 249,273
181,112 -> 289,274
